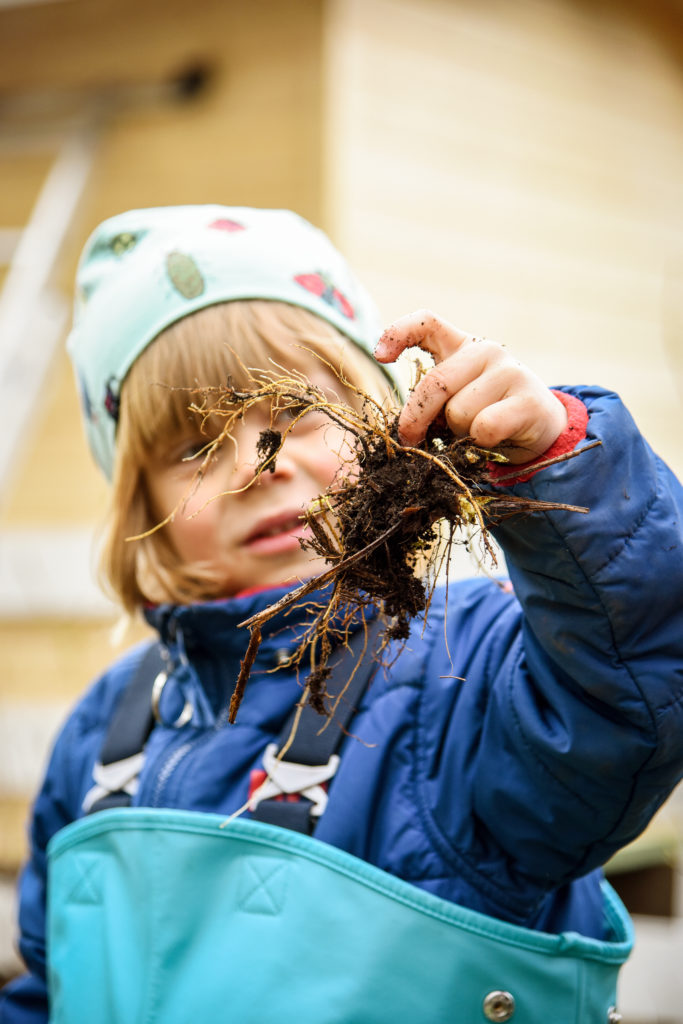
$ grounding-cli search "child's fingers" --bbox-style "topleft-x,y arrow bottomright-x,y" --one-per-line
374,309 -> 472,364
376,309 -> 566,456
397,341 -> 502,445
442,371 -> 517,440
469,393 -> 565,462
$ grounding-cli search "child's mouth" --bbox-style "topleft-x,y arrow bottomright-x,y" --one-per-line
244,511 -> 308,554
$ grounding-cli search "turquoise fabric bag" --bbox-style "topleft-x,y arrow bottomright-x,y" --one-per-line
47,808 -> 632,1023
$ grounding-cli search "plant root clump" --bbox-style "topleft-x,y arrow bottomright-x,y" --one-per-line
184,361 -> 597,723
313,421 -> 479,640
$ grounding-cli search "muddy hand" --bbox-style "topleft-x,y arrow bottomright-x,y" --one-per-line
374,310 -> 567,464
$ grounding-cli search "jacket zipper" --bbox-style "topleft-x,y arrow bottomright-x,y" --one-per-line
149,702 -> 236,808
151,739 -> 196,807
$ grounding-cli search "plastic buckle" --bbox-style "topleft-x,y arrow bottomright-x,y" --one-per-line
81,752 -> 145,813
249,743 -> 340,818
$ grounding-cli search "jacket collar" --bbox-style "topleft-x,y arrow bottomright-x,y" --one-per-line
142,584 -> 314,728
142,582 -> 375,728
144,582 -> 311,659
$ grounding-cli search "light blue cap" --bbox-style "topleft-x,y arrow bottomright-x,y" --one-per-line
66,205 -> 390,479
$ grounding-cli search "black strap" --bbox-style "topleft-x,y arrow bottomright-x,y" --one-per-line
101,643 -> 165,765
280,617 -> 382,765
86,642 -> 164,815
251,799 -> 317,833
88,618 -> 382,829
251,617 -> 382,834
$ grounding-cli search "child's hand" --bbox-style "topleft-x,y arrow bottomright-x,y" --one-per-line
374,310 -> 567,464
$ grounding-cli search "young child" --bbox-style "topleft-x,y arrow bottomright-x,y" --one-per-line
2,205 -> 682,1024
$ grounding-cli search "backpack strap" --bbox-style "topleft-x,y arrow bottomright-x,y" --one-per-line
83,642 -> 166,814
249,617 -> 382,835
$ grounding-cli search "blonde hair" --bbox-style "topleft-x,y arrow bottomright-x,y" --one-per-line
100,300 -> 395,613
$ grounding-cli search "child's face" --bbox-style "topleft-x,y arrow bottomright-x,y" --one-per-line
143,368 -> 352,598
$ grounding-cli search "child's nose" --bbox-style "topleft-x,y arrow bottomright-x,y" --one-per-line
229,428 -> 296,492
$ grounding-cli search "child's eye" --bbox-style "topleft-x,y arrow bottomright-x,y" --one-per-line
276,401 -> 308,422
166,437 -> 211,465
274,402 -> 328,434
180,442 -> 207,461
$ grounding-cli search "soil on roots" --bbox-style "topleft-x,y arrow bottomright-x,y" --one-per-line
309,420 -> 489,640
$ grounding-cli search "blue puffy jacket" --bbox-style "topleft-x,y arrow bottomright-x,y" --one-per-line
3,386 -> 683,1022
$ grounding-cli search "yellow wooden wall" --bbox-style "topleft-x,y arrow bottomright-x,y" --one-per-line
323,0 -> 683,479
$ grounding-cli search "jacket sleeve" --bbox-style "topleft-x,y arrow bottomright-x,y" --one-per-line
0,648 -> 143,1024
0,709 -> 83,1024
471,385 -> 683,887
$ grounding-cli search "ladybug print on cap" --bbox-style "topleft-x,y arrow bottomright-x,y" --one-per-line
294,272 -> 355,320
209,218 -> 245,233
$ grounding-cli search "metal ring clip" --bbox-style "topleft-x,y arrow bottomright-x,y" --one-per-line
151,671 -> 193,728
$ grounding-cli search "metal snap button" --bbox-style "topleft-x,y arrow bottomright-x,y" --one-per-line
483,990 -> 515,1021
607,1009 -> 622,1024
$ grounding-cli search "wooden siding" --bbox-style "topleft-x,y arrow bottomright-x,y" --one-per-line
323,0 -> 683,478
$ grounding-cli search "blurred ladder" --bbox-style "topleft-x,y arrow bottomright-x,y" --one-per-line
0,125 -> 97,495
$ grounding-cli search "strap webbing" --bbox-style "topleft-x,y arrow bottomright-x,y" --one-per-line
85,643 -> 164,815
278,618 -> 382,765
101,643 -> 165,765
251,617 -> 382,834
251,799 -> 316,833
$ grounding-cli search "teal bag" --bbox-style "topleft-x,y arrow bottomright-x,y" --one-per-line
47,808 -> 632,1023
